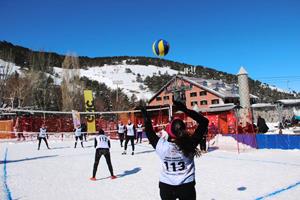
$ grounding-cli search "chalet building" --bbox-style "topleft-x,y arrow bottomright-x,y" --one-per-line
148,75 -> 258,110
147,75 -> 259,134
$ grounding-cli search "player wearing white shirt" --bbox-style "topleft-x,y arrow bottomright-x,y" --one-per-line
90,129 -> 116,181
117,121 -> 126,147
37,124 -> 50,150
141,100 -> 208,200
74,126 -> 84,148
122,119 -> 136,155
136,121 -> 143,143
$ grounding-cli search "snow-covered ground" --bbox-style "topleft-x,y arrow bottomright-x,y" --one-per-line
266,123 -> 300,134
1,138 -> 299,200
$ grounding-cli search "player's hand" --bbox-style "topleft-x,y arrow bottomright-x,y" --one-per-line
173,99 -> 187,111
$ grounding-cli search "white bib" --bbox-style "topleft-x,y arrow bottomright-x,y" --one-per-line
126,124 -> 135,136
137,124 -> 143,132
118,124 -> 125,134
39,128 -> 47,138
96,135 -> 110,149
156,138 -> 195,186
75,127 -> 82,136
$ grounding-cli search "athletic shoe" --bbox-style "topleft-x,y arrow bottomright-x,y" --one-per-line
131,152 -> 134,155
122,151 -> 126,155
90,177 -> 96,181
111,175 -> 117,179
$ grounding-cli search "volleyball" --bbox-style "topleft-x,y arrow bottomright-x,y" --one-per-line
152,39 -> 170,57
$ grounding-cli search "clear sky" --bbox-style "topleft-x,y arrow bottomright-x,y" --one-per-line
1,0 -> 300,92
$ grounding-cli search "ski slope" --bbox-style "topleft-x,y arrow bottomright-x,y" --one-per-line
1,139 -> 300,200
53,63 -> 178,100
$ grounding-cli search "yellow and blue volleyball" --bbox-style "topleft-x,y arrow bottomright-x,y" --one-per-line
152,39 -> 170,57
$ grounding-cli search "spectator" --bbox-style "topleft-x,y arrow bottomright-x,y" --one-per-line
257,116 -> 269,133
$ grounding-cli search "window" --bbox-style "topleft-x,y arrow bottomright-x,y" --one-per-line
191,101 -> 198,106
163,96 -> 170,100
190,92 -> 197,97
200,100 -> 207,105
200,91 -> 207,96
156,96 -> 162,101
212,99 -> 219,104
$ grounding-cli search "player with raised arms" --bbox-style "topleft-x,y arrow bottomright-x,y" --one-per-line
140,99 -> 208,200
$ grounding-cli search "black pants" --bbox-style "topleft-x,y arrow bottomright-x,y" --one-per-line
18,133 -> 26,141
118,133 -> 124,147
124,136 -> 135,151
83,133 -> 87,141
38,137 -> 49,149
92,148 -> 114,178
75,135 -> 84,148
159,182 -> 196,200
136,132 -> 143,143
200,136 -> 207,151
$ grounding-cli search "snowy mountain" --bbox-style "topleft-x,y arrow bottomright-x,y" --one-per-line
52,61 -> 178,100
0,40 -> 299,105
0,58 -> 180,100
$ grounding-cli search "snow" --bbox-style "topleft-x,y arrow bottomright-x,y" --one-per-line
208,134 -> 254,151
53,64 -> 178,100
251,103 -> 275,108
1,57 -> 179,100
1,138 -> 300,200
261,83 -> 292,94
265,123 -> 300,135
277,99 -> 300,105
0,59 -> 20,74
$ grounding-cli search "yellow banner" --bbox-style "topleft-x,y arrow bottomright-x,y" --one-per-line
84,90 -> 96,133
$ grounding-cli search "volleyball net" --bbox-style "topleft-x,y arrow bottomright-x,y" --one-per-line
0,107 -> 170,140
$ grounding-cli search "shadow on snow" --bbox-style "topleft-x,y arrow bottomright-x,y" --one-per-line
0,155 -> 58,165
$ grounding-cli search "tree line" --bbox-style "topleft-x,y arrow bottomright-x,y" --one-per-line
0,40 -> 298,110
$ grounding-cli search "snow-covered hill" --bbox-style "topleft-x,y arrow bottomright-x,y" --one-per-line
0,59 -> 21,74
53,62 -> 178,100
1,58 -> 178,100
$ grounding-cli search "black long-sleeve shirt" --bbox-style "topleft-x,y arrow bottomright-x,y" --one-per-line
143,107 -> 209,149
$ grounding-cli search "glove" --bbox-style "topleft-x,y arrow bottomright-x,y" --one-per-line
173,99 -> 187,112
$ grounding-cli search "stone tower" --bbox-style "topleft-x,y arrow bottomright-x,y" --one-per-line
237,66 -> 250,108
237,66 -> 251,125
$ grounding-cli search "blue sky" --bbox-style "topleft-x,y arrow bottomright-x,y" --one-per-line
0,0 -> 300,91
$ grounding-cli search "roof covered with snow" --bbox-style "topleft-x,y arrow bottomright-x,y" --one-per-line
251,103 -> 275,108
277,99 -> 300,105
149,75 -> 259,103
237,66 -> 248,75
199,103 -> 237,112
180,75 -> 258,99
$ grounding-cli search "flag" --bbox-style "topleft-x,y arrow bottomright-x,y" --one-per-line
72,110 -> 81,129
84,90 -> 96,133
